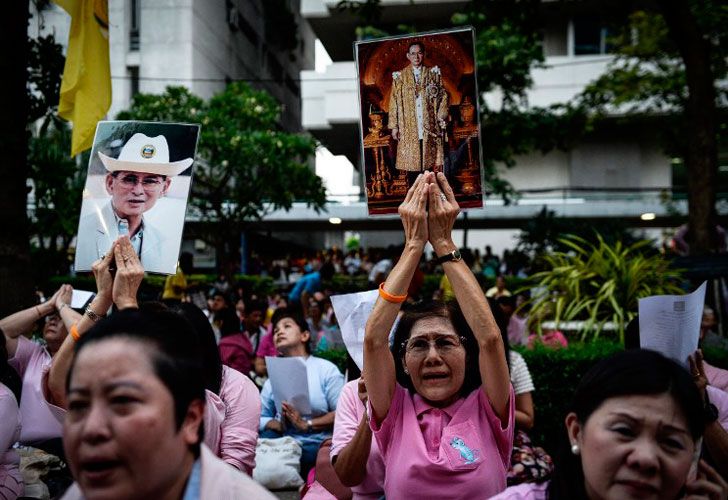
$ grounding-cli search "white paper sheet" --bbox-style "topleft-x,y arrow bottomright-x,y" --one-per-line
331,289 -> 380,370
71,290 -> 95,309
265,356 -> 311,416
638,281 -> 706,366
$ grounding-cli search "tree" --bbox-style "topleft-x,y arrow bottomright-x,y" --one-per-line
27,34 -> 86,280
580,0 -> 727,255
117,83 -> 327,271
0,0 -> 32,315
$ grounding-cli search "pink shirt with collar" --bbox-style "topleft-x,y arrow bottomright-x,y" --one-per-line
203,365 -> 261,475
370,383 -> 515,499
8,336 -> 63,444
330,379 -> 385,499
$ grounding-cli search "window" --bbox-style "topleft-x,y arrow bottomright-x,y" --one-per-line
129,66 -> 139,97
573,14 -> 611,55
129,0 -> 140,51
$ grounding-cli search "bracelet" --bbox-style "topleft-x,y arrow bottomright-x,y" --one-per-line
84,307 -> 104,323
70,323 -> 81,342
35,305 -> 43,318
57,302 -> 69,314
378,282 -> 407,304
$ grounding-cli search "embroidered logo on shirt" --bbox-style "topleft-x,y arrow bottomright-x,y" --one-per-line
450,436 -> 480,465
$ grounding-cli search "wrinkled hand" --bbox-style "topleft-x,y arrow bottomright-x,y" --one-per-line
392,128 -> 400,141
398,172 -> 429,247
92,244 -> 116,303
685,460 -> 728,500
56,284 -> 73,310
281,401 -> 308,432
112,236 -> 144,310
688,349 -> 708,400
428,171 -> 459,254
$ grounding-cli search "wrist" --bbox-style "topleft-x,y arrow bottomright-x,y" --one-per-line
116,300 -> 138,310
432,239 -> 457,256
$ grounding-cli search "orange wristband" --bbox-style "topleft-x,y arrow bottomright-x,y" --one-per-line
70,323 -> 81,342
378,282 -> 407,303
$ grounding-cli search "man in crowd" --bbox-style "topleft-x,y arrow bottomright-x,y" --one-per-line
75,132 -> 192,272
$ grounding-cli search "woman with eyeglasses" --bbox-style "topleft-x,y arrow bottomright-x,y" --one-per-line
363,172 -> 513,498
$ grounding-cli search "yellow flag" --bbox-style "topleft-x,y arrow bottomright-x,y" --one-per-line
54,0 -> 111,157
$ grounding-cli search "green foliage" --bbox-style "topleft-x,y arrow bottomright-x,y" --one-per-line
28,34 -> 65,123
517,207 -> 640,265
527,234 -> 684,341
117,84 -> 327,266
518,340 -> 623,454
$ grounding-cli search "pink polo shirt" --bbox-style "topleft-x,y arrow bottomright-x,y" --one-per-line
8,336 -> 63,444
370,383 -> 514,499
204,366 -> 261,475
330,379 -> 385,499
705,361 -> 728,394
0,383 -> 22,499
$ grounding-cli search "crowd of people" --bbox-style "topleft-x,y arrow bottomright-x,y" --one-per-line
1,172 -> 727,499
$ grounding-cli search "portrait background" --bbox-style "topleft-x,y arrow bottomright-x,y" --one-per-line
355,28 -> 484,215
74,121 -> 200,275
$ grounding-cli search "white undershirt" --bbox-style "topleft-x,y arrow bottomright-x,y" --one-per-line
413,66 -> 424,140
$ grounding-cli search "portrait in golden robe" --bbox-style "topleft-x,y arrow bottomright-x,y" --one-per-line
356,28 -> 484,215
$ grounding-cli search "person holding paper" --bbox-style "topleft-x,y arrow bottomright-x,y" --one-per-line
76,133 -> 192,272
259,308 -> 345,477
363,171 -> 514,498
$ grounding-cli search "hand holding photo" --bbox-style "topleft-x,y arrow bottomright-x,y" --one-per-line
74,121 -> 200,275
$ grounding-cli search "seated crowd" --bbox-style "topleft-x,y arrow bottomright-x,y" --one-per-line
0,172 -> 727,499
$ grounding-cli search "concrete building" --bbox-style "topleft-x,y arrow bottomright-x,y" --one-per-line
290,0 -> 687,254
31,0 -> 316,130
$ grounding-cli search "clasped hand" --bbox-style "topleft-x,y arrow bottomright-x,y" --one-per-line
398,171 -> 459,252
92,236 -> 145,310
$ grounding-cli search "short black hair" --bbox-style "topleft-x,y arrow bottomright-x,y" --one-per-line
271,307 -> 312,354
69,309 -> 205,456
408,41 -> 425,53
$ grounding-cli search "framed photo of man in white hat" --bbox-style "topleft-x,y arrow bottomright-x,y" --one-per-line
74,121 -> 200,275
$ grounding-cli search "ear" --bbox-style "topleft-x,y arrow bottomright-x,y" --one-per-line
180,398 -> 204,446
301,330 -> 311,344
565,412 -> 582,446
161,177 -> 172,196
105,173 -> 115,195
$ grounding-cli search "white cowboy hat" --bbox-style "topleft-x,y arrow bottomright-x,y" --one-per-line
98,133 -> 193,176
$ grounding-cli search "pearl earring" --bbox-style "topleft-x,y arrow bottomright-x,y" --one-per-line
571,443 -> 580,455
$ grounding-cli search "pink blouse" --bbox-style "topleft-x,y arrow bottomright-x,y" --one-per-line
370,384 -> 514,499
204,366 -> 261,475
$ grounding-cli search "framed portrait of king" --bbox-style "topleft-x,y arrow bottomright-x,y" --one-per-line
74,121 -> 200,275
355,27 -> 484,215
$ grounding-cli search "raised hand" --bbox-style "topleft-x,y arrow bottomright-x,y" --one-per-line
685,460 -> 728,500
112,236 -> 145,309
427,171 -> 460,254
92,243 -> 116,306
398,172 -> 429,248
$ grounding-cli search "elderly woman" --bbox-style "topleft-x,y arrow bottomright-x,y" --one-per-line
60,308 -> 274,499
363,172 -> 514,498
259,308 -> 345,476
490,349 -> 728,500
